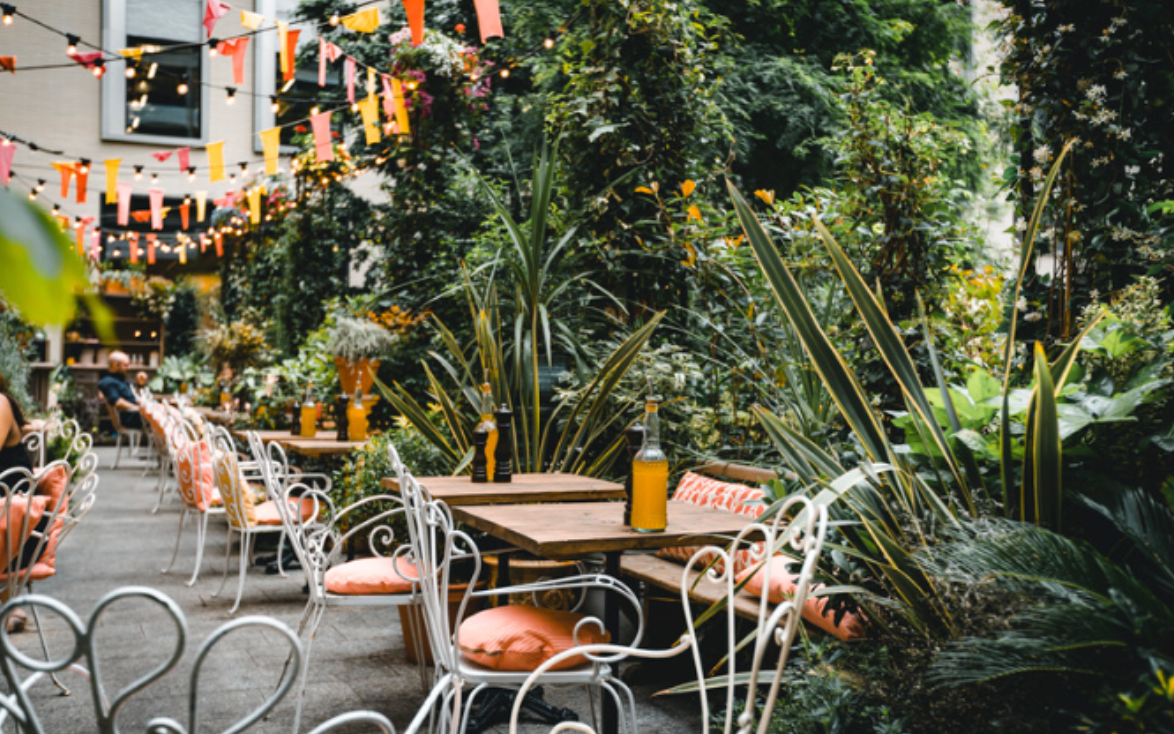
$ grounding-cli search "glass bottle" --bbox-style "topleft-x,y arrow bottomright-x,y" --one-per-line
347,387 -> 368,442
218,380 -> 231,411
300,383 -> 317,438
476,383 -> 498,479
630,397 -> 668,533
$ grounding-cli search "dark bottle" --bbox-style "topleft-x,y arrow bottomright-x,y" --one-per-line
335,394 -> 350,441
290,392 -> 302,435
471,427 -> 489,483
623,422 -> 646,526
492,403 -> 512,483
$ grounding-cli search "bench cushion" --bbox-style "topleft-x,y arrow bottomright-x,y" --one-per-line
657,471 -> 765,575
458,605 -> 610,672
736,560 -> 866,641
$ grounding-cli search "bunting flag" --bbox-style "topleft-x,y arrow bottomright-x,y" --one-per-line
51,162 -> 75,198
128,232 -> 139,263
222,190 -> 238,209
214,232 -> 224,257
195,190 -> 208,222
367,67 -> 377,98
67,51 -> 106,77
403,0 -> 425,45
176,147 -> 190,172
203,0 -> 231,37
381,74 -> 395,121
103,159 -> 120,204
146,233 -> 157,264
247,187 -> 262,224
132,210 -> 152,224
310,111 -> 334,162
259,127 -> 281,175
206,140 -> 225,182
179,202 -> 190,229
392,78 -> 411,135
74,217 -> 94,256
319,39 -> 341,86
240,10 -> 263,30
116,182 -> 133,226
91,229 -> 101,261
148,188 -> 165,230
178,239 -> 187,264
152,150 -> 173,163
473,0 -> 503,43
277,22 -> 290,79
340,7 -> 380,33
199,233 -> 208,253
345,57 -> 356,104
0,145 -> 14,186
118,47 -> 144,61
217,37 -> 248,85
358,95 -> 381,145
0,57 -> 15,74
282,29 -> 301,81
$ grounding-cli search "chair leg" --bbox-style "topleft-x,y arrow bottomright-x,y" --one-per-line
229,533 -> 252,614
152,459 -> 173,514
162,508 -> 189,575
213,527 -> 235,598
276,532 -> 288,578
186,512 -> 209,587
458,683 -> 489,734
29,604 -> 71,697
290,603 -> 327,734
113,431 -> 123,470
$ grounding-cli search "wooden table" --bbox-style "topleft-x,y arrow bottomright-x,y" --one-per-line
381,473 -> 626,505
233,428 -> 364,457
190,406 -> 234,425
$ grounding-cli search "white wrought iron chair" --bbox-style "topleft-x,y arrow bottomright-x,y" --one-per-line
0,586 -> 397,733
99,393 -> 144,470
209,427 -> 317,614
20,417 -> 94,473
396,461 -> 644,734
505,495 -> 830,734
142,400 -> 179,513
256,437 -> 426,734
161,412 -> 227,586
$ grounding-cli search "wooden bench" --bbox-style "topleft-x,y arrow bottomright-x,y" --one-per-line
619,462 -> 792,622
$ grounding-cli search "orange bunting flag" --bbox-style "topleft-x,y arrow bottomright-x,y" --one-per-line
128,232 -> 139,264
282,28 -> 301,81
473,0 -> 503,43
247,187 -> 262,224
199,233 -> 208,253
104,159 -> 120,204
207,140 -> 225,182
216,37 -> 248,85
340,7 -> 380,33
52,162 -> 75,199
0,57 -> 14,74
392,78 -> 411,135
116,182 -> 133,225
402,0 -> 425,45
358,95 -> 381,145
214,232 -> 224,257
310,111 -> 334,162
146,234 -> 156,264
180,202 -> 190,229
74,217 -> 94,256
259,127 -> 281,175
148,188 -> 165,230
195,191 -> 208,222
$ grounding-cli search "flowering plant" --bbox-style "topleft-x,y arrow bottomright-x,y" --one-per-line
386,26 -> 493,127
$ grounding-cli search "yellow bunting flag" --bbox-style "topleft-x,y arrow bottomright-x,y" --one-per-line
103,159 -> 120,204
277,22 -> 289,79
207,140 -> 225,182
367,67 -> 376,98
357,95 -> 381,145
259,127 -> 281,175
340,7 -> 380,33
178,240 -> 187,264
241,10 -> 264,30
118,47 -> 144,61
392,78 -> 411,135
247,187 -> 262,225
195,191 -> 207,223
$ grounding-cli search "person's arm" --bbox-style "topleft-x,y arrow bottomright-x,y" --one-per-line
0,395 -> 16,444
99,379 -> 137,412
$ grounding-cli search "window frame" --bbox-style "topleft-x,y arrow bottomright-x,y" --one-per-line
100,0 -> 212,146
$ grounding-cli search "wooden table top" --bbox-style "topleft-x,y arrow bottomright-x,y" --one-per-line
451,501 -> 752,560
381,473 -> 626,506
231,428 -> 363,457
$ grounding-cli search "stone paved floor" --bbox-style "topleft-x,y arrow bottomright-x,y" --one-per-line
4,447 -> 697,733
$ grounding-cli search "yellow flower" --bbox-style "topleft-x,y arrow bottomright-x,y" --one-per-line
687,205 -> 703,222
680,180 -> 696,198
754,189 -> 775,205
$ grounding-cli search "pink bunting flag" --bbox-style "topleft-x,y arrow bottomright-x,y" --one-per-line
176,147 -> 190,172
345,57 -> 357,104
148,188 -> 165,230
146,233 -> 157,264
91,229 -> 101,261
318,39 -> 342,86
116,182 -> 133,226
217,37 -> 248,86
0,144 -> 14,187
67,51 -> 106,77
310,111 -> 335,163
152,150 -> 173,163
380,73 -> 395,120
223,190 -> 238,208
203,0 -> 231,38
474,0 -> 503,43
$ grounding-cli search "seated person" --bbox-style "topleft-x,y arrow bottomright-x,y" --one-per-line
133,371 -> 150,400
98,351 -> 143,430
0,373 -> 41,632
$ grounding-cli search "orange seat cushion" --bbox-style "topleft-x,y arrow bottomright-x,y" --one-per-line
324,556 -> 419,595
658,472 -> 766,575
253,497 -> 317,525
0,495 -> 48,581
35,465 -> 69,514
735,558 -> 867,641
458,605 -> 611,672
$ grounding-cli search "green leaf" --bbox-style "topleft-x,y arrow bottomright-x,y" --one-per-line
0,190 -> 92,328
1027,342 -> 1062,531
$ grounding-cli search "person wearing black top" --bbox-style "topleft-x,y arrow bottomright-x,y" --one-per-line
0,372 -> 38,633
98,351 -> 143,430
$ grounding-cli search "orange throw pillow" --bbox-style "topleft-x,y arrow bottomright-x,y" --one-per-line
735,557 -> 866,641
458,606 -> 611,672
658,471 -> 766,575
35,465 -> 69,514
324,556 -> 419,595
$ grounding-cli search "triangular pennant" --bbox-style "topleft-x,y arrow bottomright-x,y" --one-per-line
310,111 -> 334,163
259,127 -> 281,175
214,232 -> 224,257
0,57 -> 15,74
403,0 -> 425,45
203,0 -> 231,38
207,140 -> 225,182
345,57 -> 356,104
128,232 -> 139,264
152,150 -> 173,162
247,187 -> 262,224
116,182 -> 134,226
340,7 -> 380,33
199,233 -> 208,253
146,233 -> 157,264
67,51 -> 105,76
241,10 -> 264,30
277,21 -> 290,79
103,159 -> 120,204
180,202 -> 190,229
282,28 -> 301,81
367,67 -> 377,98
0,145 -> 15,186
148,188 -> 165,230
51,161 -> 76,198
118,47 -> 144,61
178,238 -> 187,264
176,147 -> 190,172
195,191 -> 208,222
132,210 -> 152,224
473,0 -> 503,43
74,167 -> 88,204
318,38 -> 328,87
381,74 -> 395,120
217,37 -> 248,86
358,95 -> 381,145
91,229 -> 101,261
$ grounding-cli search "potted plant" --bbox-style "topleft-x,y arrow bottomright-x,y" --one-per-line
326,317 -> 397,395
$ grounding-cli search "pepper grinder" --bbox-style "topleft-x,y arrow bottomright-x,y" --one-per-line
623,422 -> 646,526
471,427 -> 489,483
493,403 -> 513,483
335,394 -> 350,442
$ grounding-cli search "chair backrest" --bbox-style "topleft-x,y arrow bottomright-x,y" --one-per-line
21,418 -> 93,473
0,586 -> 395,734
0,463 -> 74,599
172,414 -> 216,513
210,428 -> 255,530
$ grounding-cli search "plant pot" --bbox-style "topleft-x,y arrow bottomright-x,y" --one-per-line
399,582 -> 483,666
335,357 -> 380,396
483,554 -> 582,611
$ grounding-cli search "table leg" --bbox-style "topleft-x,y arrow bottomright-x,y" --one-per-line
602,551 -> 620,734
496,552 -> 511,607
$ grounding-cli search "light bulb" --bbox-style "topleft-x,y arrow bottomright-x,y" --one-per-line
151,173 -> 159,184
329,12 -> 340,25
270,95 -> 279,113
65,34 -> 78,55
134,166 -> 143,180
208,38 -> 219,56
125,65 -> 136,79
34,179 -> 44,192
350,103 -> 359,113
187,168 -> 196,182
225,87 -> 236,104
544,38 -> 554,49
500,68 -> 510,79
177,78 -> 189,95
79,159 -> 90,174
1,4 -> 13,26
91,61 -> 104,77
147,62 -> 157,79
310,105 -> 320,116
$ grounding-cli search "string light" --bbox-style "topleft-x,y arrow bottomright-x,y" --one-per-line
270,95 -> 279,113
177,74 -> 189,95
310,105 -> 320,116
500,68 -> 510,79
147,62 -> 157,79
544,38 -> 554,49
27,191 -> 35,201
65,33 -> 78,55
125,65 -> 136,79
133,165 -> 143,180
207,38 -> 219,56
329,10 -> 340,25
91,59 -> 105,77
187,166 -> 196,182
78,158 -> 90,174
225,86 -> 236,104
239,162 -> 248,174
34,179 -> 44,192
51,204 -> 59,215
151,172 -> 159,184
1,4 -> 14,26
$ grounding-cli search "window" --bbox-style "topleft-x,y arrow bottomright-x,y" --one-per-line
253,0 -> 331,151
101,0 -> 209,144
